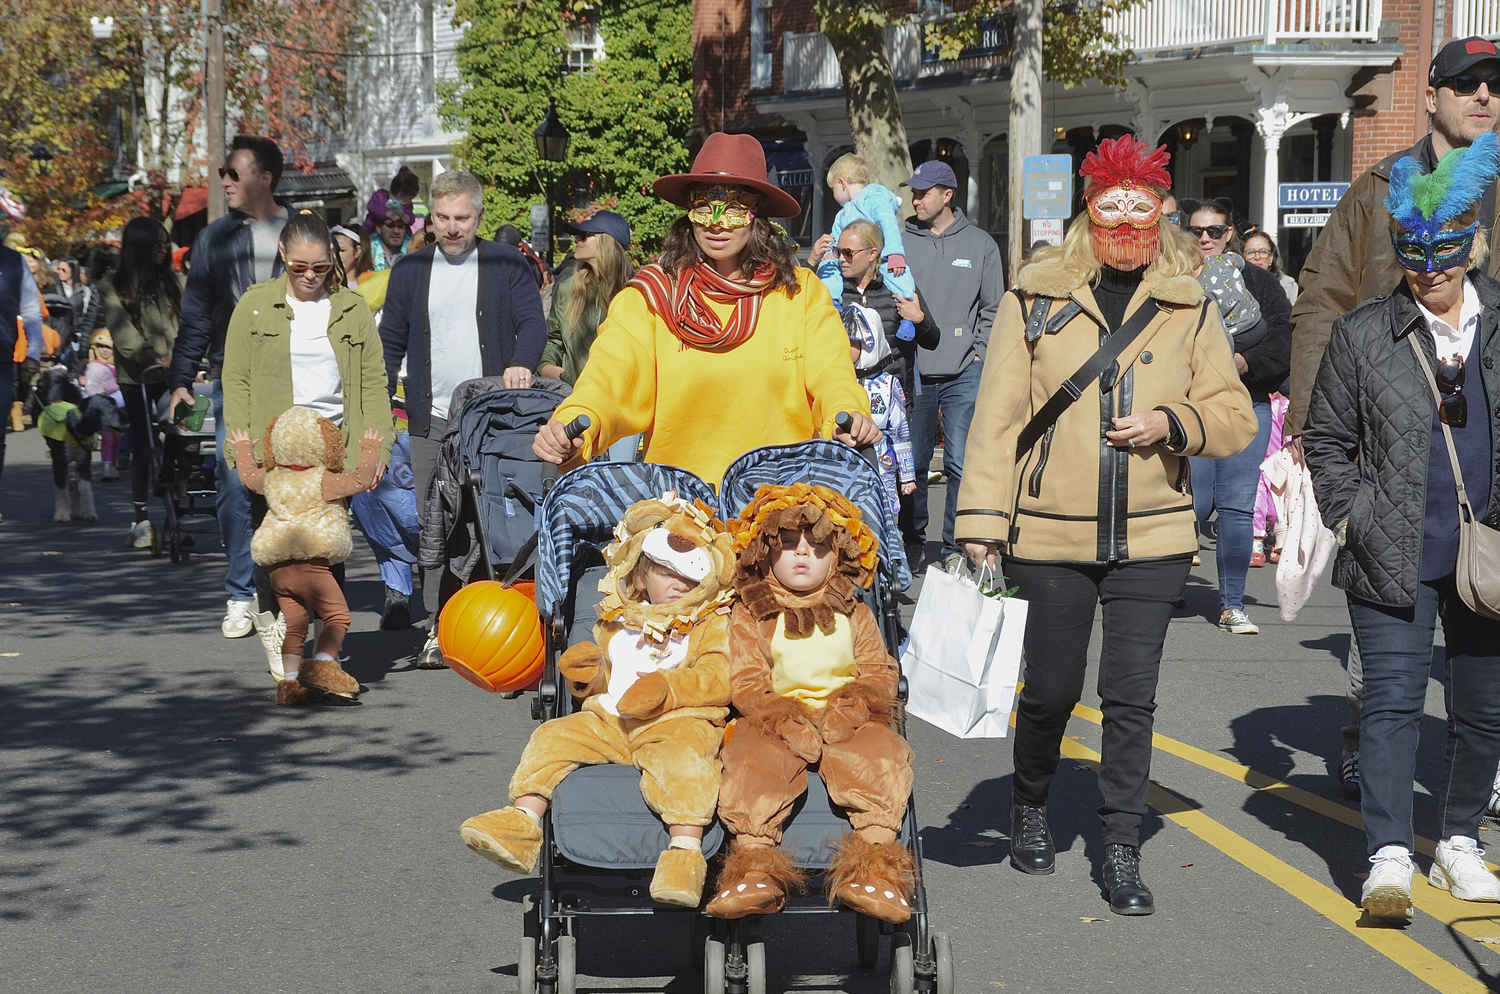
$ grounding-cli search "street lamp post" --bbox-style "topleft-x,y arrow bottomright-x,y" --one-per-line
533,100 -> 570,266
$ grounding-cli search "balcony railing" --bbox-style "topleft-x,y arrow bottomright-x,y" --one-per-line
1107,0 -> 1383,53
1454,0 -> 1500,38
781,0 -> 1384,93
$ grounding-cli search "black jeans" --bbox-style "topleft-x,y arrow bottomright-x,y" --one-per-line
0,359 -> 12,485
408,416 -> 462,622
1347,577 -> 1500,854
1006,556 -> 1191,848
121,381 -> 165,506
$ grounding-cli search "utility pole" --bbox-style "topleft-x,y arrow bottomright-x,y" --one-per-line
1008,0 -> 1043,282
204,0 -> 226,221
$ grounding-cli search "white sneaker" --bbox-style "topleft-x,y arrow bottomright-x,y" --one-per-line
1361,845 -> 1414,920
127,519 -> 153,549
1431,836 -> 1500,902
251,609 -> 287,682
221,599 -> 255,639
1219,608 -> 1259,635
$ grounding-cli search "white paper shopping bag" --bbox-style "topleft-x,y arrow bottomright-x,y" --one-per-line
902,565 -> 1028,739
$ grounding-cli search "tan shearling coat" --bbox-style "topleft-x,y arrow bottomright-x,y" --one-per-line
955,254 -> 1258,564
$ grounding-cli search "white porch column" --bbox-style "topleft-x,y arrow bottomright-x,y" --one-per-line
1255,103 -> 1318,246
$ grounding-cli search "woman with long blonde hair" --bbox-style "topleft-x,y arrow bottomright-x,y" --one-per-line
538,211 -> 636,385
958,135 -> 1256,916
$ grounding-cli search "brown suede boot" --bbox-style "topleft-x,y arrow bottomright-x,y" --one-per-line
460,806 -> 544,873
650,847 -> 708,907
298,657 -> 359,699
9,402 -> 23,433
825,833 -> 916,923
276,679 -> 325,706
706,841 -> 805,918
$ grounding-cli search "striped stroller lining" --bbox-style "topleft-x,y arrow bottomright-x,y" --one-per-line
720,440 -> 911,590
535,462 -> 718,617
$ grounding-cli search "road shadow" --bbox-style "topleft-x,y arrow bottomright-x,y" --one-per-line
0,662 -> 456,922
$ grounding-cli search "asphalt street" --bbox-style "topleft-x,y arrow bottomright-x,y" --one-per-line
3,425 -> 1499,994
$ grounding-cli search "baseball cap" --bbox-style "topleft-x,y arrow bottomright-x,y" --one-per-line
564,209 -> 632,249
901,160 -> 958,191
1430,37 -> 1500,83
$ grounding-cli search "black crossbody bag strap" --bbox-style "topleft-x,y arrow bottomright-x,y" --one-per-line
1015,300 -> 1162,459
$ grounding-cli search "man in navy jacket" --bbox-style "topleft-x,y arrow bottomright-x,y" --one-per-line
380,169 -> 546,667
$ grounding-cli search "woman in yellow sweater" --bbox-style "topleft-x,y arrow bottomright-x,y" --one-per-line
534,134 -> 879,485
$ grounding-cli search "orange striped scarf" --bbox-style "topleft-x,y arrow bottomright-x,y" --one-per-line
627,262 -> 776,350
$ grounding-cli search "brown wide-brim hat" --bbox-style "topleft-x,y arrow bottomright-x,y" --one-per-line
654,133 -> 802,218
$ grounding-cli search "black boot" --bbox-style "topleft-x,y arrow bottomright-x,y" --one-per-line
1009,802 -> 1055,874
381,587 -> 411,630
1102,843 -> 1154,915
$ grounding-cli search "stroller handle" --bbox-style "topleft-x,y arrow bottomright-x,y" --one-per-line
834,411 -> 881,469
563,414 -> 591,441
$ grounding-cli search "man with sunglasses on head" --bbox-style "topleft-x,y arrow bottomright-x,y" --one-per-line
168,134 -> 292,654
1288,36 -> 1500,801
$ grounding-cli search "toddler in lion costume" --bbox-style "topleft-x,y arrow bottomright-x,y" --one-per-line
460,492 -> 735,907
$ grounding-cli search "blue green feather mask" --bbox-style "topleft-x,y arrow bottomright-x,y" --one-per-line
1385,131 -> 1500,272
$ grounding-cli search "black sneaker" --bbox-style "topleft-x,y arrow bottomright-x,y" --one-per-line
1340,750 -> 1361,800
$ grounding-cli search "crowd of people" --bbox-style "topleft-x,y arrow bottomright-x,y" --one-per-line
1,34 -> 1499,926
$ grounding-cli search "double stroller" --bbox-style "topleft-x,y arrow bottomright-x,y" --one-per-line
455,418 -> 949,994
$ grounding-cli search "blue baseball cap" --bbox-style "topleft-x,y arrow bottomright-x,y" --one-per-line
564,209 -> 632,249
901,160 -> 958,191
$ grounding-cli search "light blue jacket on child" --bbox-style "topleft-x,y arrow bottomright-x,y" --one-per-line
818,183 -> 918,304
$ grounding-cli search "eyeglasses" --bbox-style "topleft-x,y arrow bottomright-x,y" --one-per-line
1244,247 -> 1273,259
218,166 -> 240,182
287,262 -> 333,276
1435,73 -> 1500,95
1437,354 -> 1468,428
1189,225 -> 1231,240
836,246 -> 876,260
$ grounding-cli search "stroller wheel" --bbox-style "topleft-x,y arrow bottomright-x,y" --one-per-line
931,933 -> 954,994
555,934 -> 576,994
517,936 -> 537,994
703,935 -> 726,994
889,932 -> 914,994
746,939 -> 766,994
856,913 -> 881,969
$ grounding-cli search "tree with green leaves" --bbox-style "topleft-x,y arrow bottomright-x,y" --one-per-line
442,0 -> 693,256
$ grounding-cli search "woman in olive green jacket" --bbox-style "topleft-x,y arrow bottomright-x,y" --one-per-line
221,241 -> 393,474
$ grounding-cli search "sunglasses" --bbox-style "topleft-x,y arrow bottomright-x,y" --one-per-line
218,166 -> 243,182
837,246 -> 876,260
1189,225 -> 1231,240
1437,355 -> 1468,428
1163,210 -> 1186,228
287,262 -> 333,276
1435,73 -> 1500,95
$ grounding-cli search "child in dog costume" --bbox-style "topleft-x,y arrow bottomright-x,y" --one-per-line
228,406 -> 382,706
708,483 -> 916,923
459,492 -> 736,907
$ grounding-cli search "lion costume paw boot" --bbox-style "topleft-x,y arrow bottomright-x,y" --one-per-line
826,833 -> 916,923
706,841 -> 805,918
461,807 -> 544,874
298,657 -> 360,700
650,845 -> 708,907
276,679 -> 325,706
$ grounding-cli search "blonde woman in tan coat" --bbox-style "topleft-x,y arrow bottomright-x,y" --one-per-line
957,136 -> 1256,916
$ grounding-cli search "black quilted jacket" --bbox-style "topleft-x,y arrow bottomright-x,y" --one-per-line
1304,276 -> 1500,608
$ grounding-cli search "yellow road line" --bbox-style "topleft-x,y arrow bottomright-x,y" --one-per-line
1064,702 -> 1500,954
1061,738 -> 1492,994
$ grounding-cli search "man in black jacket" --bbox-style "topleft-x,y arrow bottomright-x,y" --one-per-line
165,135 -> 290,658
380,169 -> 547,667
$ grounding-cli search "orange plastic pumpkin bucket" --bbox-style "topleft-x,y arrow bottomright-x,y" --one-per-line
439,580 -> 544,693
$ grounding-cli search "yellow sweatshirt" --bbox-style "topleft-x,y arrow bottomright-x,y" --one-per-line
554,267 -> 872,485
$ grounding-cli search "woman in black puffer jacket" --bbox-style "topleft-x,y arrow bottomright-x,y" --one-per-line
1305,134 -> 1500,925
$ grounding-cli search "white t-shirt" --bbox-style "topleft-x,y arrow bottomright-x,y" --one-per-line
286,293 -> 343,425
428,246 -> 483,421
251,209 -> 289,284
597,626 -> 690,717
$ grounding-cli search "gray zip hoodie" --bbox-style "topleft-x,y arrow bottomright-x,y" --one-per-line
902,207 -> 1006,378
